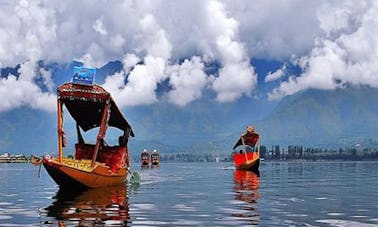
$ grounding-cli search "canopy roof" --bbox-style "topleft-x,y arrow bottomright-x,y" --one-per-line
57,82 -> 134,136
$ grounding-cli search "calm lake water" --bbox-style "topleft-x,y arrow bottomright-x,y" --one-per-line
0,161 -> 378,226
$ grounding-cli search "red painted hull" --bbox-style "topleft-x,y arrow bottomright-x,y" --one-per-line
233,152 -> 260,172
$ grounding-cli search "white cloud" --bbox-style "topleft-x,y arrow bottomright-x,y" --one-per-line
167,56 -> 209,106
93,17 -> 107,35
102,14 -> 171,107
213,62 -> 256,102
0,61 -> 56,112
2,0 -> 378,111
138,14 -> 172,60
207,0 -> 257,102
268,0 -> 378,100
103,55 -> 166,106
0,0 -> 324,68
265,65 -> 286,83
122,53 -> 141,75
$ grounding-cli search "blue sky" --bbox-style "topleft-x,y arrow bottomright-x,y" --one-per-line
1,0 -> 377,113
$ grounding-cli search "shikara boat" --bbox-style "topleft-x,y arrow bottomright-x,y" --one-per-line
30,155 -> 42,165
141,149 -> 150,167
150,149 -> 160,166
232,125 -> 260,172
43,70 -> 134,189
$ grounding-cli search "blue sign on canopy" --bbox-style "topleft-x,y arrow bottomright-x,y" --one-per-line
72,66 -> 96,85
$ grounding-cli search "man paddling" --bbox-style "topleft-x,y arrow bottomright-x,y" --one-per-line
242,125 -> 259,149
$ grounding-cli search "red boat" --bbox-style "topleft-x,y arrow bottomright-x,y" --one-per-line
232,125 -> 260,172
43,72 -> 134,189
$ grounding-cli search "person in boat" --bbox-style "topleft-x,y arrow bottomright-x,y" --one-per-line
233,125 -> 260,153
118,132 -> 128,147
240,125 -> 259,152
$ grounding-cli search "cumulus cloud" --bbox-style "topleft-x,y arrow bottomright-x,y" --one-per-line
2,0 -> 378,111
0,61 -> 56,112
207,0 -> 257,102
102,14 -> 209,107
167,57 -> 209,106
104,55 -> 166,106
265,64 -> 286,83
268,0 -> 378,100
93,17 -> 107,36
103,14 -> 170,106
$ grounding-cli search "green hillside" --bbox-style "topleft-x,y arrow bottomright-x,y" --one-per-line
257,86 -> 378,147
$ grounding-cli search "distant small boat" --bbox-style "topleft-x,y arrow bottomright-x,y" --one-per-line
42,69 -> 134,189
151,149 -> 160,166
30,155 -> 42,165
141,149 -> 150,167
232,125 -> 260,172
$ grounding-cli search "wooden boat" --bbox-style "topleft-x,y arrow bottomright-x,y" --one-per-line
30,155 -> 42,165
43,70 -> 134,189
150,149 -> 160,166
232,125 -> 260,172
141,149 -> 150,167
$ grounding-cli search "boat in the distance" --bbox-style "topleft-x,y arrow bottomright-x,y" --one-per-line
141,149 -> 150,167
43,67 -> 134,189
232,125 -> 260,172
151,149 -> 160,166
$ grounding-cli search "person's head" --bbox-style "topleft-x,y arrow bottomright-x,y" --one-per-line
246,125 -> 254,132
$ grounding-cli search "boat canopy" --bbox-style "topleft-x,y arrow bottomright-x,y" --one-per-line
57,82 -> 134,137
232,132 -> 259,150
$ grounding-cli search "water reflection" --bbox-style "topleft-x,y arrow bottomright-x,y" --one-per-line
232,170 -> 260,224
45,184 -> 129,226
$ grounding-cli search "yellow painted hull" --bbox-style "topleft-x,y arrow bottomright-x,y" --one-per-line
43,157 -> 127,189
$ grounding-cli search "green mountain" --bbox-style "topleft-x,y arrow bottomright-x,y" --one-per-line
1,86 -> 377,157
0,107 -> 56,155
256,86 -> 378,148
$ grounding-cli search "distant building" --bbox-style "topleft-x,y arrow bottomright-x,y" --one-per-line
0,153 -> 28,163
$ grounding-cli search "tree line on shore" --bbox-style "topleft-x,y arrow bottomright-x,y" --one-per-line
260,145 -> 378,161
150,145 -> 378,162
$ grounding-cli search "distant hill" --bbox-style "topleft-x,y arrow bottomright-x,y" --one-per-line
0,107 -> 56,155
1,87 -> 377,157
255,86 -> 378,148
1,60 -> 378,156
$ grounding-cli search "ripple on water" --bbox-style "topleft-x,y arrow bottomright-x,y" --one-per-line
131,220 -> 170,225
0,202 -> 12,206
316,219 -> 378,227
131,203 -> 156,210
327,212 -> 345,216
0,215 -> 12,220
172,204 -> 197,212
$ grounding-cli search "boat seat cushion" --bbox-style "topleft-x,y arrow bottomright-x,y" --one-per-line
75,143 -> 126,172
